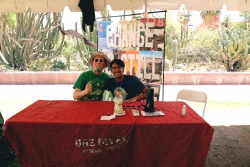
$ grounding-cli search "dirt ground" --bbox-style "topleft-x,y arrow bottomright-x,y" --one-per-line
1,84 -> 250,126
205,125 -> 250,167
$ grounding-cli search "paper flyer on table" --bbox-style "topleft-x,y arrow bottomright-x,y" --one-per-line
141,111 -> 165,116
100,114 -> 116,120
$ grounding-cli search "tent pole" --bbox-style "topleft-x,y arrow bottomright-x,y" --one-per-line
162,10 -> 167,101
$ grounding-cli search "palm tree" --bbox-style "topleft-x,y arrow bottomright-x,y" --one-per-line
199,11 -> 221,29
178,5 -> 192,39
178,4 -> 192,27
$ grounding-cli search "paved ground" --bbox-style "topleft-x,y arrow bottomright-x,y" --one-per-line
1,84 -> 249,101
0,84 -> 250,126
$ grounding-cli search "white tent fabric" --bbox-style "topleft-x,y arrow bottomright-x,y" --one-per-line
0,0 -> 249,13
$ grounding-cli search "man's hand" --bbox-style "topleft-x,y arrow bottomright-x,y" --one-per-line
84,81 -> 92,94
123,98 -> 136,104
123,87 -> 147,104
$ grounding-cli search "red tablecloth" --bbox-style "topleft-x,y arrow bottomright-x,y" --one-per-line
4,100 -> 214,167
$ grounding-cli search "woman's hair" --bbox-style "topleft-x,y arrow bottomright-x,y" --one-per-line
109,58 -> 125,68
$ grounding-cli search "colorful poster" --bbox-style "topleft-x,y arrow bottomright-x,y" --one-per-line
139,18 -> 165,51
97,21 -> 114,53
97,18 -> 165,82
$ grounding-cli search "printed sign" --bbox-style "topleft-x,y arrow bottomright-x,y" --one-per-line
97,18 -> 165,82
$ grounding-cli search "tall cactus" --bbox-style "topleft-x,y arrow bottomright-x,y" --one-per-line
76,22 -> 98,68
0,8 -> 64,70
215,28 -> 250,71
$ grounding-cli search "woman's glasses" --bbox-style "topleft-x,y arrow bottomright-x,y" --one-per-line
94,59 -> 104,63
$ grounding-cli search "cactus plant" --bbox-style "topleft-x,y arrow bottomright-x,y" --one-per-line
215,27 -> 250,71
0,8 -> 65,71
77,22 -> 98,68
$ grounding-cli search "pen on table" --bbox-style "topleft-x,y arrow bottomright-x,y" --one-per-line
47,101 -> 51,105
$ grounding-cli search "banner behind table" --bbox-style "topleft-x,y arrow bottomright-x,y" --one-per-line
97,18 -> 165,82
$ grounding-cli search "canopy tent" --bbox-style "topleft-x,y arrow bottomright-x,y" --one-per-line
0,0 -> 246,100
0,0 -> 249,13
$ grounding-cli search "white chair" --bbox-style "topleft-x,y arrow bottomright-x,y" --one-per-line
176,89 -> 207,118
144,83 -> 161,101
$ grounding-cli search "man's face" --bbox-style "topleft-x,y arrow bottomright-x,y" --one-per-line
111,63 -> 124,78
92,55 -> 105,74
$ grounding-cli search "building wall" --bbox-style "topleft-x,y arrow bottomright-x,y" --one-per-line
1,72 -> 250,85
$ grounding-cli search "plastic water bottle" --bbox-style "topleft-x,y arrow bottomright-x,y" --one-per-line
182,105 -> 186,116
114,92 -> 123,114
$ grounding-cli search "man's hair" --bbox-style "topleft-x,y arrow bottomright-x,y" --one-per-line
110,58 -> 125,68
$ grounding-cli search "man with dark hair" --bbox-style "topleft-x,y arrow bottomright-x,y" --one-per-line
103,59 -> 147,104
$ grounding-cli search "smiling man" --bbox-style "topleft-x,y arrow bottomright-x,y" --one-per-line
103,58 -> 147,104
73,51 -> 110,101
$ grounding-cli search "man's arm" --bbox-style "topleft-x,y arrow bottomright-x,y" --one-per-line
123,87 -> 147,104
